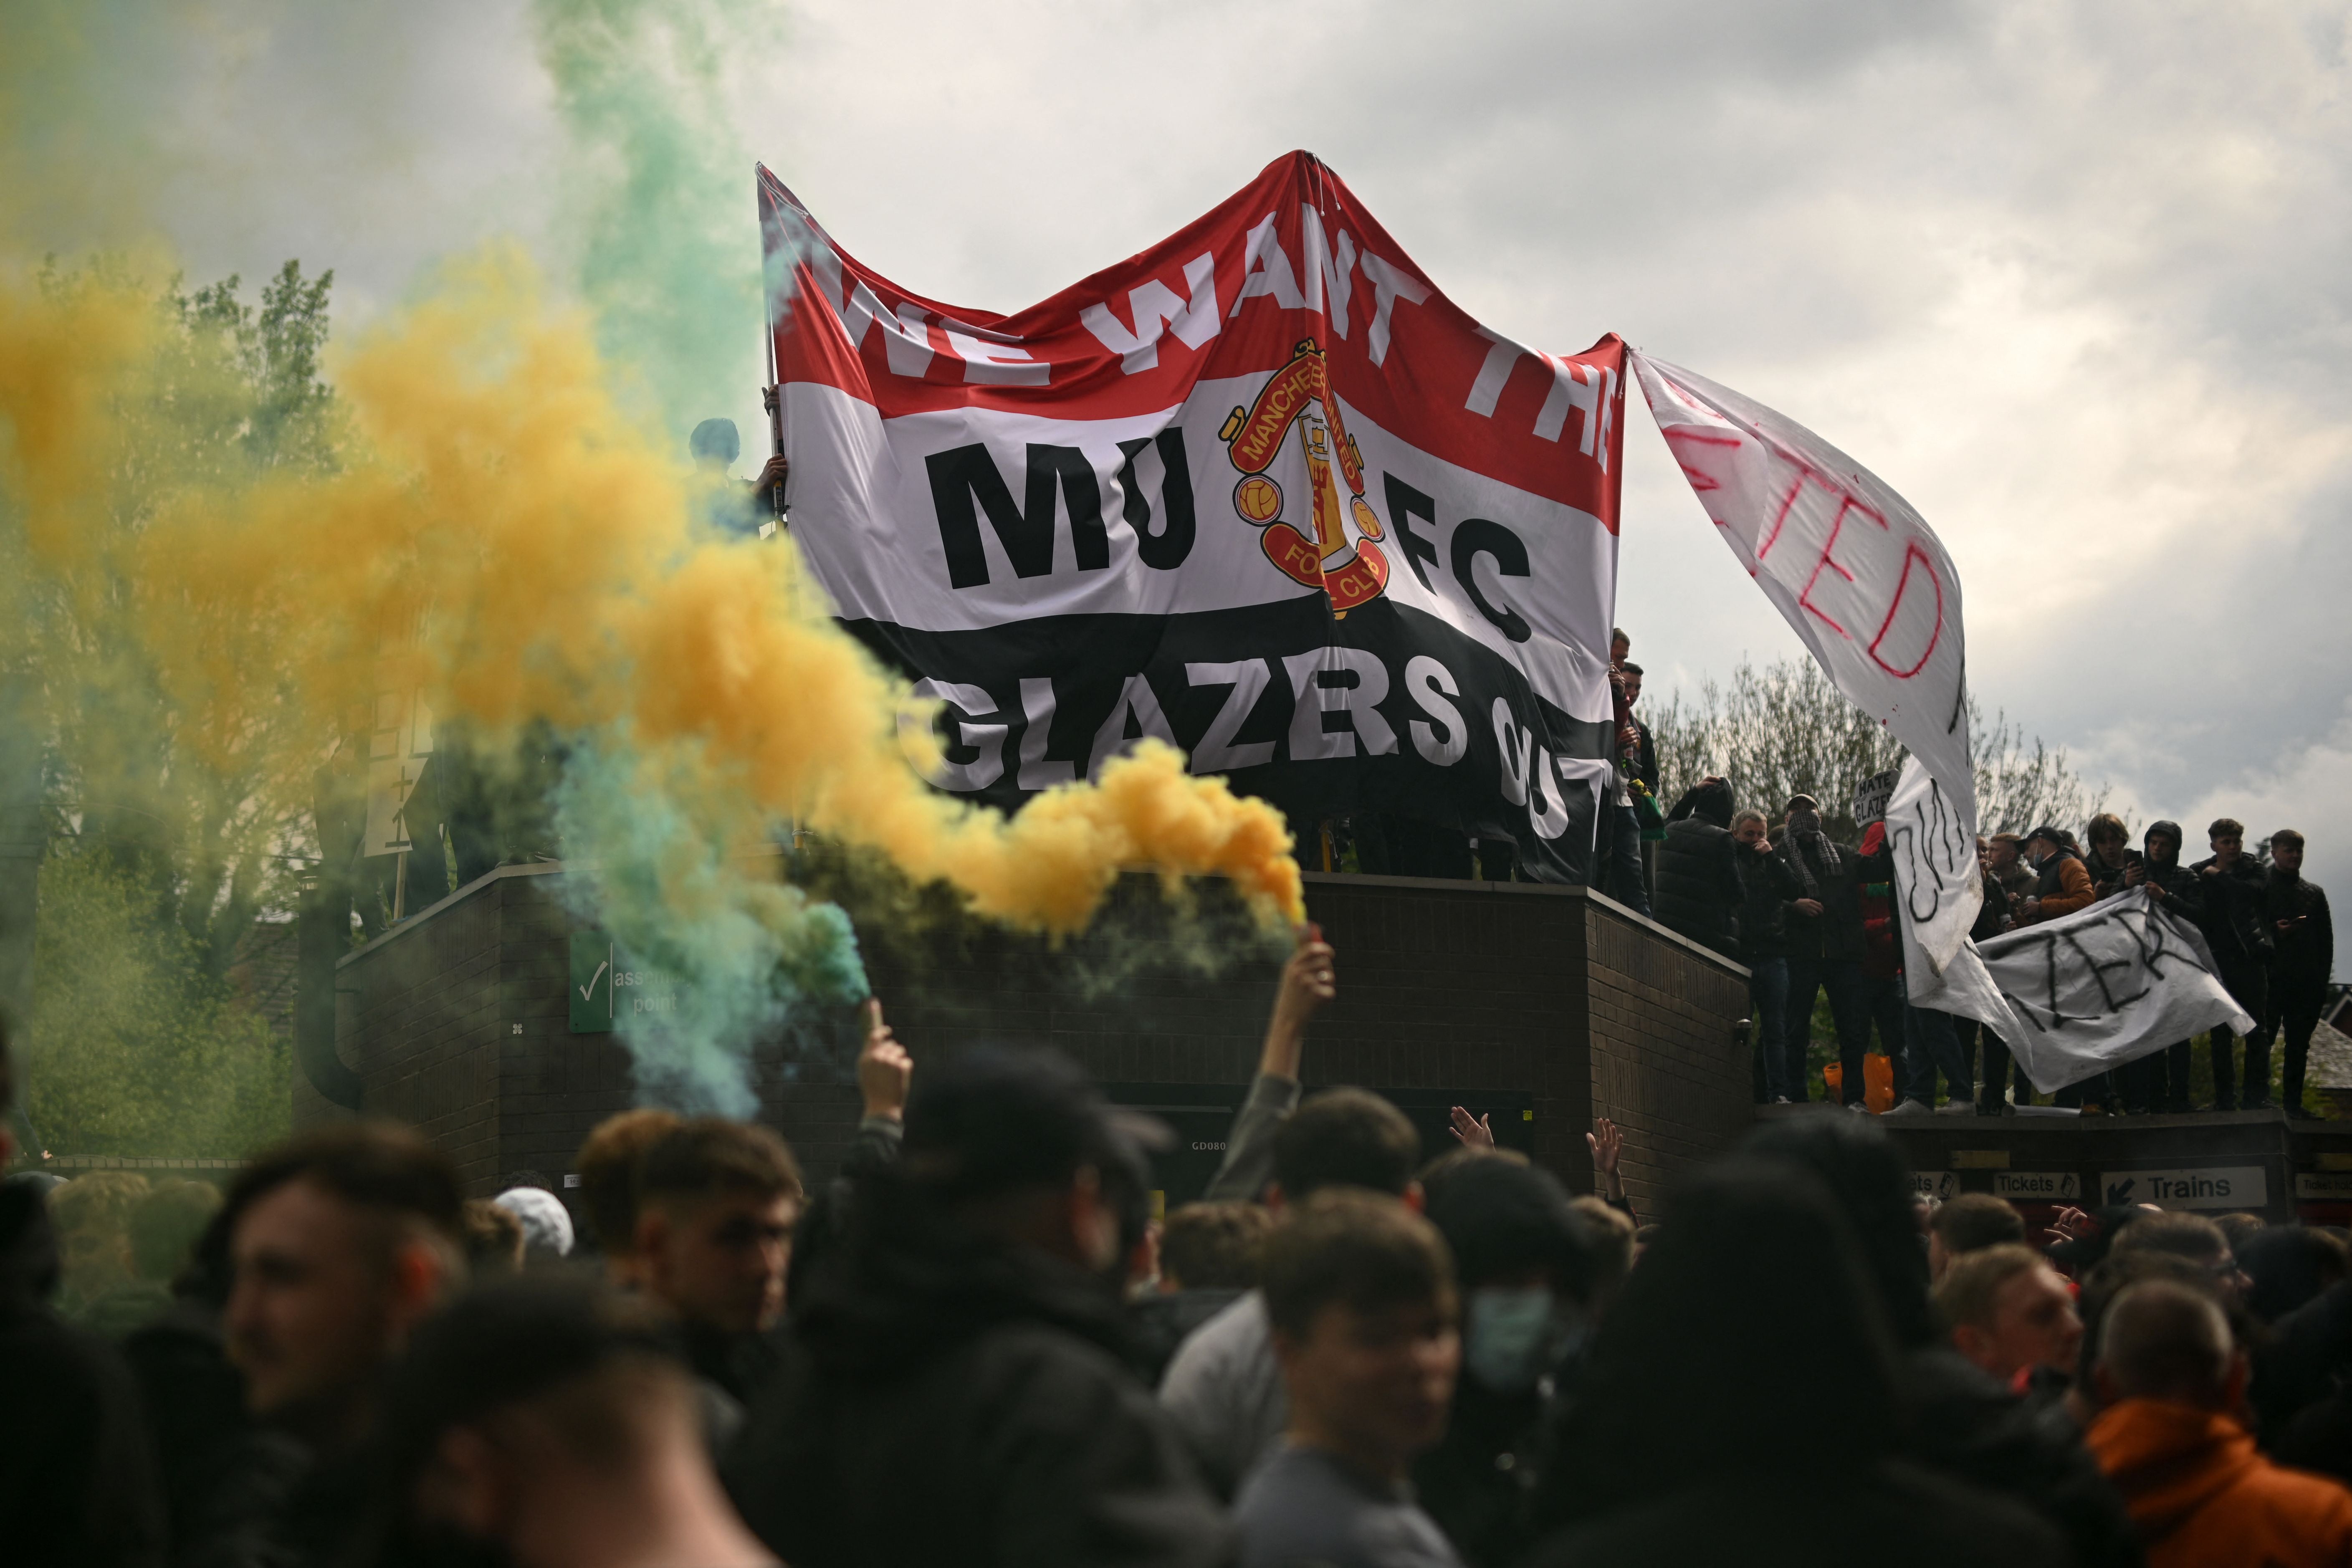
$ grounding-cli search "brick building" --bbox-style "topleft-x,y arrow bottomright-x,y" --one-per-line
306,862 -> 1756,1230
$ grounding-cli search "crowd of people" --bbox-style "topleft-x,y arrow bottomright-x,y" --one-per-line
1589,624 -> 2340,1118
1638,775 -> 2336,1118
12,922 -> 2352,1568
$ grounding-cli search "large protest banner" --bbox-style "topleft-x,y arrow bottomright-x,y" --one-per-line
759,154 -> 1627,880
1631,355 -> 1981,973
1931,888 -> 2254,1093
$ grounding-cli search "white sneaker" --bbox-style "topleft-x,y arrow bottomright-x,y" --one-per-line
1935,1099 -> 1975,1116
1846,1101 -> 1873,1114
1884,1098 -> 1932,1117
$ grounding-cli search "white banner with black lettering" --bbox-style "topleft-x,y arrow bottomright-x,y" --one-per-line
762,153 -> 1628,879
1631,355 -> 1982,970
1918,888 -> 2256,1094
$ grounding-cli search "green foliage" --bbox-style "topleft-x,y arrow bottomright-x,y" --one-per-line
1648,656 -> 2108,840
172,259 -> 338,471
22,847 -> 289,1157
21,258 -> 339,985
5,260 -> 336,1156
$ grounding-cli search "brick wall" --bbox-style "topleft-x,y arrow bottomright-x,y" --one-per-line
320,865 -> 1755,1211
1583,895 -> 1755,1219
332,877 -> 506,1188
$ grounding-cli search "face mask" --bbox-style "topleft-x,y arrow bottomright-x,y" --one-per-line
1464,1286 -> 1562,1393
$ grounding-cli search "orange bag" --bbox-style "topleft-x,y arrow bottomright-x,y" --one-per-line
1821,1055 -> 1898,1113
1864,1051 -> 1896,1113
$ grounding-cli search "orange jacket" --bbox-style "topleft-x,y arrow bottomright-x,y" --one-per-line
2028,853 -> 2098,922
2088,1398 -> 2352,1568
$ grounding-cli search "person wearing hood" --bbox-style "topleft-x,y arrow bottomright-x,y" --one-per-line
1780,794 -> 1871,1106
1528,1157 -> 2069,1568
1653,776 -> 1743,961
2087,1278 -> 2352,1568
2249,828 -> 2332,1115
2108,822 -> 2205,1113
723,1045 -> 1228,1568
2191,818 -> 2275,1111
1414,1156 -> 1600,1567
1730,1113 -> 2142,1568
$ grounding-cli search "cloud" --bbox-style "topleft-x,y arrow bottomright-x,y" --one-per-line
45,0 -> 2351,966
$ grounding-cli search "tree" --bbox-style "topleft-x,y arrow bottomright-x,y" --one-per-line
26,258 -> 338,983
5,260 -> 338,1155
1647,656 -> 2108,841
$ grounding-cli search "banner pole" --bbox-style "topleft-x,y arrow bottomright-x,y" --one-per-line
761,292 -> 787,535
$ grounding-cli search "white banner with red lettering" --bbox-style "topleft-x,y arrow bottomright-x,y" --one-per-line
761,153 -> 1628,878
1631,355 -> 1982,970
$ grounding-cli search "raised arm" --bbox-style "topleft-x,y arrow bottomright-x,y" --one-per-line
1202,926 -> 1335,1202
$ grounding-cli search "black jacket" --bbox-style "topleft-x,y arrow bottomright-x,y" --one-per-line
725,1176 -> 1229,1568
1624,718 -> 1658,797
1125,1287 -> 1242,1390
2084,847 -> 2141,902
1418,1376 -> 1559,1568
786,1113 -> 904,1311
2264,871 -> 2334,984
2139,843 -> 2204,926
0,1183 -> 167,1568
1970,867 -> 2011,942
1735,842 -> 1804,962
1530,1460 -> 2069,1568
1898,1348 -> 2142,1568
1782,833 -> 1866,964
119,1295 -> 314,1568
1655,784 -> 1742,959
2190,854 -> 2275,966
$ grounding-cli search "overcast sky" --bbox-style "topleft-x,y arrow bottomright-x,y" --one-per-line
83,0 -> 2352,961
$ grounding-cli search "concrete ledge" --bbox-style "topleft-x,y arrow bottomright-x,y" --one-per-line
1761,1100 -> 2352,1223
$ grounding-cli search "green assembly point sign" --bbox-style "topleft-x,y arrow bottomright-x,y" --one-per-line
570,931 -> 690,1033
571,931 -> 617,1032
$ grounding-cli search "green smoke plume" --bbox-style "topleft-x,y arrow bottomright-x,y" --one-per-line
531,0 -> 781,443
552,731 -> 867,1116
525,0 -> 871,1114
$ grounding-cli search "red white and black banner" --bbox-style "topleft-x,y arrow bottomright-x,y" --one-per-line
759,152 -> 1626,880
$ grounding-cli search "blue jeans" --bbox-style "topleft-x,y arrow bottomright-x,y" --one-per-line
1749,956 -> 1794,1100
1786,957 -> 1868,1103
1902,991 -> 1972,1105
1598,802 -> 1651,916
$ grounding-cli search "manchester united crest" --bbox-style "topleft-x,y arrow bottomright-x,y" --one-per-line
1218,339 -> 1391,616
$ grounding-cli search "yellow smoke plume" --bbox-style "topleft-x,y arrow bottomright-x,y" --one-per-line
0,250 -> 1304,934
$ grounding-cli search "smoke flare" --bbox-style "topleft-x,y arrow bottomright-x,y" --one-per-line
0,253 -> 1302,1113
